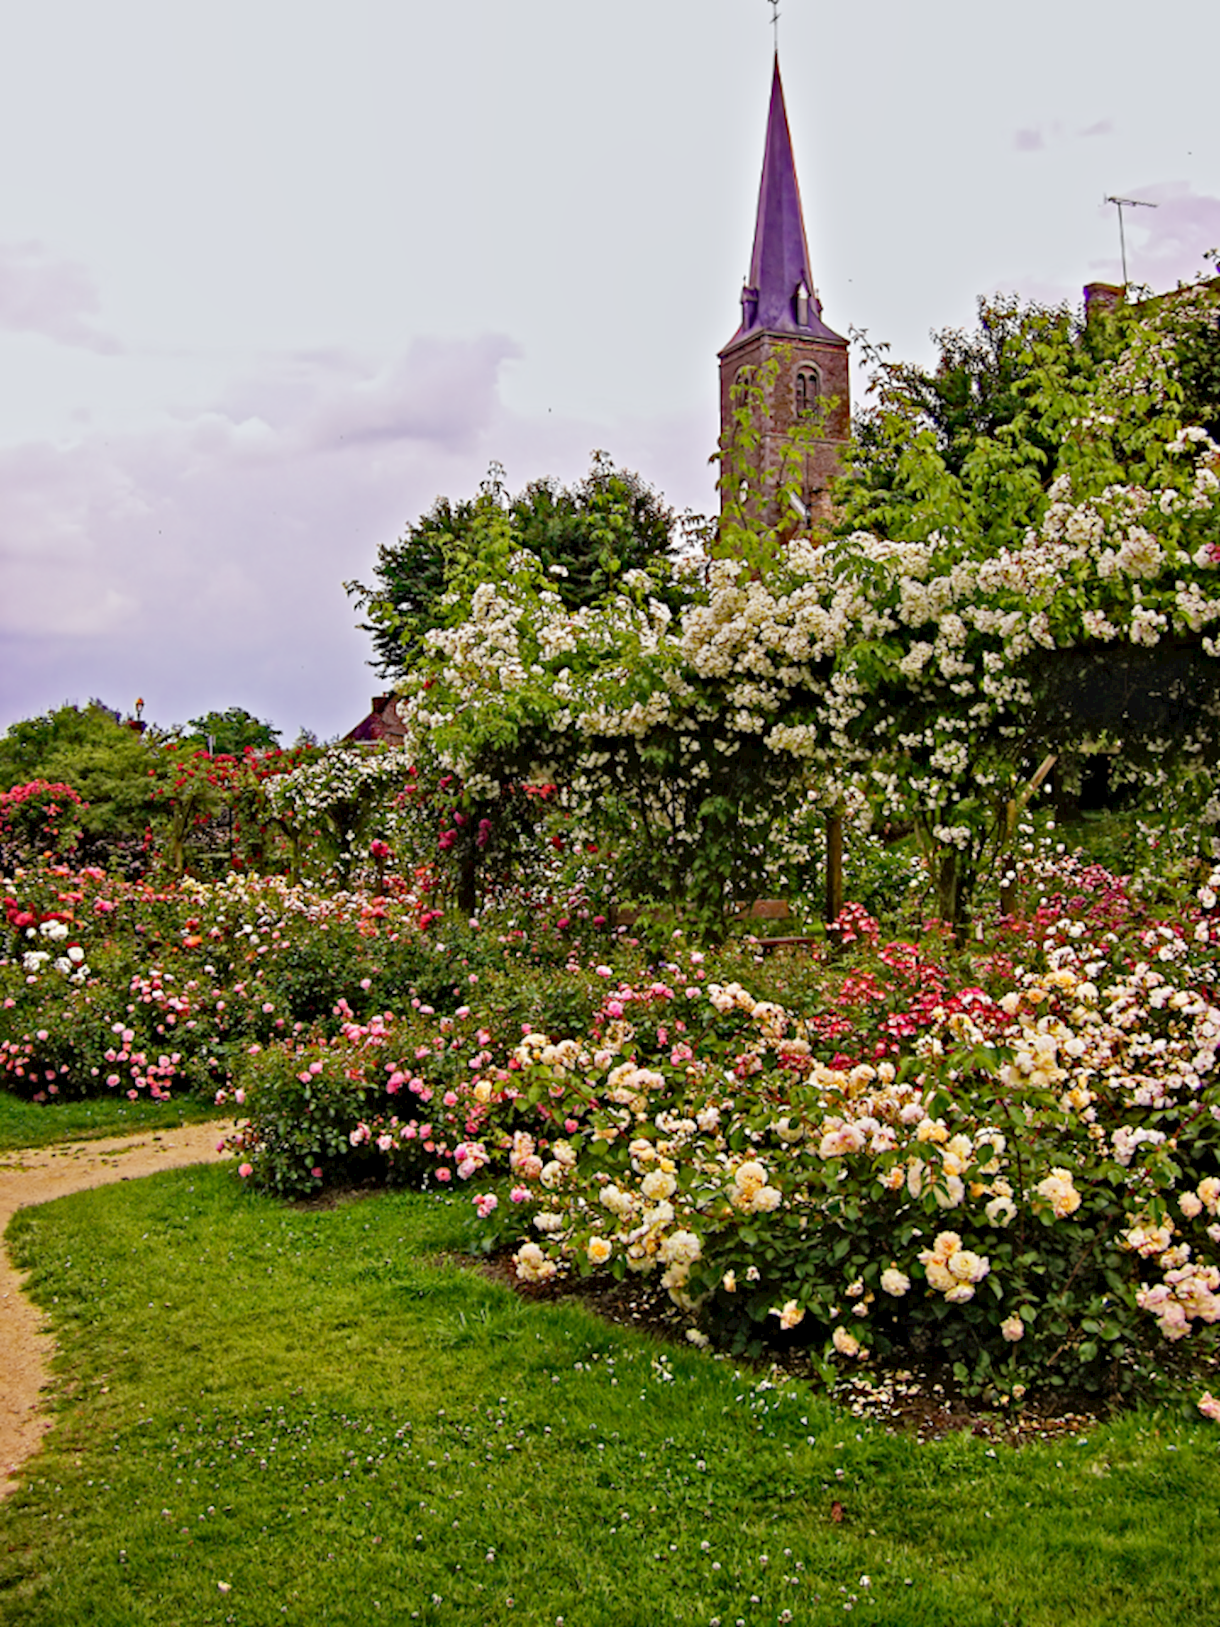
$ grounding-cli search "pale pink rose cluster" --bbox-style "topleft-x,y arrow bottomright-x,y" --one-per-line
453,1140 -> 489,1180
1035,1167 -> 1082,1219
771,1300 -> 805,1330
513,1241 -> 557,1284
730,1159 -> 783,1213
832,1326 -> 868,1360
1136,1254 -> 1220,1341
1121,1217 -> 1176,1258
918,1232 -> 991,1303
509,1130 -> 543,1181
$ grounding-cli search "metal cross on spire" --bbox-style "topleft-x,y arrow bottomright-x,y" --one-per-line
766,0 -> 781,53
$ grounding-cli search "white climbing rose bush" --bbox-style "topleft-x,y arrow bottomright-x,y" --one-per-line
396,294 -> 1220,930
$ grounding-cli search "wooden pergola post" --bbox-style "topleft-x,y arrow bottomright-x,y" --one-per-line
825,811 -> 844,924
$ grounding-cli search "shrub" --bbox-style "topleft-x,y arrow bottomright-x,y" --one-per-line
471,867 -> 1220,1404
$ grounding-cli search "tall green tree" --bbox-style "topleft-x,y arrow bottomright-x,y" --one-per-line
178,707 -> 281,757
0,703 -> 160,867
346,453 -> 682,681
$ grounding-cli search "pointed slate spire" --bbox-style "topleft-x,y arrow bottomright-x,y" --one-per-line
728,55 -> 840,345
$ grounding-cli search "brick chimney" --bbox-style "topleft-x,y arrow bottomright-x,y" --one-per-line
1083,282 -> 1125,323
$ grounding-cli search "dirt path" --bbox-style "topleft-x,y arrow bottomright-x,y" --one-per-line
0,1121 -> 236,1497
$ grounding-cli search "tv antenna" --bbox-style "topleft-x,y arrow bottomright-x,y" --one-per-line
1105,195 -> 1158,289
766,0 -> 780,52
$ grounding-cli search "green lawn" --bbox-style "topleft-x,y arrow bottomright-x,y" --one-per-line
1,1167 -> 1217,1625
0,1092 -> 227,1152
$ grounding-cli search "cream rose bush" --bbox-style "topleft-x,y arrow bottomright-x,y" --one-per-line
474,867 -> 1220,1403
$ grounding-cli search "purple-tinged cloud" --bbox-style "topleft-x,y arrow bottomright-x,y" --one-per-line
1014,119 -> 1113,152
1092,183 -> 1220,288
0,336 -> 714,743
0,241 -> 121,353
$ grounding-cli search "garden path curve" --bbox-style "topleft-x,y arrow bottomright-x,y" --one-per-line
0,1122 -> 236,1496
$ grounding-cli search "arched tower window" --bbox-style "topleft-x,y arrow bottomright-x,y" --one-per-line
795,368 -> 821,417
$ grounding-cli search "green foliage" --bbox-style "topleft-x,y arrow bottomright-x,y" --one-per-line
178,706 -> 281,757
0,703 -> 158,867
839,283 -> 1219,547
714,348 -> 834,570
346,453 -> 682,681
1155,267 -> 1220,438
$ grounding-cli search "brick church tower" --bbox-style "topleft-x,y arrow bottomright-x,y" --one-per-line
718,56 -> 849,526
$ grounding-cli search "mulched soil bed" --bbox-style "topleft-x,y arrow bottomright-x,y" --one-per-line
479,1252 -> 1106,1446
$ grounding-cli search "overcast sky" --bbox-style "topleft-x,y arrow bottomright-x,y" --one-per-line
3,0 -> 1218,743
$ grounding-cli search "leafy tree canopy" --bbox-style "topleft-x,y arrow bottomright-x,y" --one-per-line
346,452 -> 684,681
841,279 -> 1220,545
178,707 -> 281,757
0,702 -> 159,855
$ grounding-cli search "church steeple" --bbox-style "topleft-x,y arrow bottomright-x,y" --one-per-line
719,55 -> 850,526
730,56 -> 839,345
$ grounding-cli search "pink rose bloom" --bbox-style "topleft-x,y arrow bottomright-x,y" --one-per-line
510,1186 -> 530,1203
238,1163 -> 253,1178
436,1168 -> 452,1182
